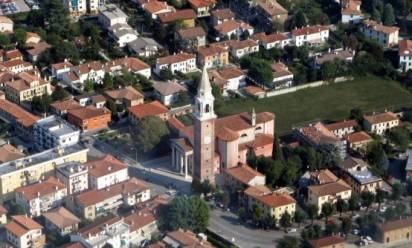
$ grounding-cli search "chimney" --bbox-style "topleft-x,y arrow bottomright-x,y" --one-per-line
251,108 -> 256,126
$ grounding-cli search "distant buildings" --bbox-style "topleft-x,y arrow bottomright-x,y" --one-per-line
376,217 -> 412,243
399,40 -> 412,72
292,25 -> 330,47
341,0 -> 364,24
360,20 -> 399,47
154,53 -> 197,75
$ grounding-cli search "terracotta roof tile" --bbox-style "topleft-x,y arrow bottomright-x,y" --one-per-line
292,25 -> 329,36
252,32 -> 289,43
42,207 -> 80,229
15,177 -> 66,201
159,9 -> 196,23
224,164 -> 264,185
105,86 -> 144,101
5,215 -> 42,237
156,52 -> 195,65
377,217 -> 412,232
309,169 -> 338,184
211,8 -> 234,20
0,144 -> 24,163
68,106 -> 111,120
0,99 -> 39,127
84,154 -> 128,178
308,179 -> 351,197
363,20 -> 399,34
51,60 -> 73,71
214,20 -> 253,35
400,40 -> 412,56
198,45 -> 227,57
178,26 -> 206,39
363,111 -> 399,124
188,0 -> 216,8
166,229 -> 214,248
128,100 -> 169,119
124,209 -> 156,232
50,99 -> 81,112
257,0 -> 288,16
345,131 -> 372,144
324,119 -> 357,131
308,235 -> 345,248
153,81 -> 187,96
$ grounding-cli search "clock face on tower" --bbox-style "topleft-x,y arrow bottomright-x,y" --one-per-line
204,135 -> 211,145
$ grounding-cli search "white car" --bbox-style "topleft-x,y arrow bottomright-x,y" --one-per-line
286,228 -> 297,233
379,206 -> 387,213
352,229 -> 360,235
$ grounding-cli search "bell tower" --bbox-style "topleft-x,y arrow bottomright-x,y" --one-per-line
193,66 -> 216,184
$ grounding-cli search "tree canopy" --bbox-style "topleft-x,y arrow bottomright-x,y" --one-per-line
132,116 -> 170,153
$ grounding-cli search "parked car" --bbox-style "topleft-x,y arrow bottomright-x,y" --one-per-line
286,228 -> 297,233
352,229 -> 360,235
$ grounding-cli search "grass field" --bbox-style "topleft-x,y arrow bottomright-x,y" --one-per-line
215,76 -> 412,135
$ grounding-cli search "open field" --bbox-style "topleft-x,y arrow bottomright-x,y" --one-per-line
215,76 -> 412,135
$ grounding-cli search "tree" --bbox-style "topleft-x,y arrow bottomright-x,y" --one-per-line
361,191 -> 375,212
8,201 -> 26,215
277,236 -> 301,248
392,182 -> 403,202
336,199 -> 349,218
132,116 -> 170,153
166,196 -> 210,232
349,195 -> 359,215
372,8 -> 382,22
102,243 -> 113,248
350,108 -> 363,124
103,73 -> 114,90
0,34 -> 10,47
159,68 -> 174,80
375,188 -> 386,209
240,56 -> 273,85
172,92 -> 190,107
293,209 -> 306,227
280,211 -> 292,230
384,207 -> 397,221
341,217 -> 352,236
264,214 -> 276,229
383,3 -> 396,25
238,207 -> 247,222
105,99 -> 118,116
51,85 -> 69,101
31,94 -> 53,114
13,28 -> 27,46
83,79 -> 94,92
307,204 -> 319,225
251,204 -> 262,225
389,127 -> 410,152
395,202 -> 407,219
321,202 -> 334,224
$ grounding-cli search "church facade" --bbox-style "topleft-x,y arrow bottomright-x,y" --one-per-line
169,67 -> 275,183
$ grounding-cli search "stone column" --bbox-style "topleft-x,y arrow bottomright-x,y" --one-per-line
184,155 -> 188,177
171,146 -> 175,170
180,155 -> 184,174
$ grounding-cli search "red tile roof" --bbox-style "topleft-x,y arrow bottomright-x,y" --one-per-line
399,40 -> 412,56
292,25 -> 329,36
257,0 -> 288,16
377,217 -> 412,232
15,177 -> 66,201
215,20 -> 253,35
224,164 -> 264,185
0,144 -> 24,163
42,207 -> 80,229
211,8 -> 234,20
252,32 -> 289,43
363,111 -> 398,124
308,235 -> 345,248
50,99 -> 81,112
68,106 -> 111,120
324,119 -> 357,131
159,9 -> 196,23
156,52 -> 195,65
188,0 -> 216,8
308,179 -> 351,197
345,131 -> 372,144
124,209 -> 157,232
84,154 -> 128,178
178,26 -> 206,39
105,86 -> 144,102
0,99 -> 39,128
128,100 -> 169,119
363,20 -> 399,34
5,215 -> 42,237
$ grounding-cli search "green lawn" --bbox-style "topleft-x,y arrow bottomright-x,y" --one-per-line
216,76 -> 412,135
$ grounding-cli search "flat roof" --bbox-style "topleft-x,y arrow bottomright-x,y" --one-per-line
349,169 -> 382,184
36,115 -> 80,137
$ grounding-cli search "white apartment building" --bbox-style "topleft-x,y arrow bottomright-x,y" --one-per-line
341,0 -> 364,24
63,0 -> 87,16
360,20 -> 399,47
227,39 -> 259,59
154,53 -> 197,75
108,23 -> 139,47
85,155 -> 129,190
5,215 -> 45,248
51,60 -> 74,80
208,67 -> 246,96
271,62 -> 294,89
34,115 -> 80,151
363,111 -> 400,135
98,4 -> 128,29
252,32 -> 291,50
15,177 -> 68,217
399,40 -> 412,72
56,162 -> 89,195
292,25 -> 330,47
324,119 -> 357,138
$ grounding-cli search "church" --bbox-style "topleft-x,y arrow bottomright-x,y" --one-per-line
169,66 -> 275,183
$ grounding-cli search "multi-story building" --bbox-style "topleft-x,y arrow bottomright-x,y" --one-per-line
50,60 -> 73,80
324,119 -> 357,138
344,131 -> 373,153
0,144 -> 24,163
0,144 -> 88,200
162,229 -> 214,248
50,99 -> 81,117
127,37 -> 163,57
360,20 -> 399,47
125,209 -> 158,246
341,0 -> 364,24
43,207 -> 80,236
105,86 -> 144,108
138,0 -> 175,19
399,40 -> 412,72
188,0 -> 215,17
56,162 -> 89,195
197,45 -> 229,69
213,39 -> 259,59
252,32 -> 290,50
377,217 -> 412,243
128,100 -> 169,123
98,4 -> 128,29
271,62 -> 294,89
292,25 -> 330,47
15,177 -> 67,217
308,179 -> 352,213
177,27 -> 207,51
70,214 -> 130,248
158,9 -> 197,28
210,8 -> 234,26
0,59 -> 33,74
84,155 -> 129,190
5,215 -> 45,248
34,115 -> 80,151
255,0 -> 288,26
223,163 -> 266,189
68,178 -> 150,220
152,81 -> 188,106
208,67 -> 246,96
363,111 -> 399,135
67,106 -> 111,132
214,20 -> 254,39
63,0 -> 87,16
108,23 -> 139,47
154,53 -> 197,75
4,72 -> 52,104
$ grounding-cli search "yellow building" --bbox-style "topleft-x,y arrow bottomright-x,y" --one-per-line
377,217 -> 412,243
307,179 -> 352,213
197,46 -> 229,69
4,72 -> 52,104
0,144 -> 88,201
244,185 -> 296,220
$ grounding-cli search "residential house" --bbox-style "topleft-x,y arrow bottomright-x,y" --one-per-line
62,0 -> 87,16
67,106 -> 111,132
376,217 -> 412,243
33,115 -> 80,151
324,119 -> 357,138
399,40 -> 412,72
5,215 -> 45,248
125,209 -> 159,246
43,207 -> 80,236
51,60 -> 74,80
0,16 -> 13,33
197,45 -> 229,68
61,61 -> 106,90
56,162 -> 89,195
243,85 -> 266,98
0,59 -> 33,74
25,42 -> 51,62
214,20 -> 254,39
153,81 -> 187,106
50,99 -> 82,116
363,111 -> 399,135
4,72 -> 52,104
84,155 -> 129,190
0,99 -> 39,142
105,86 -> 144,108
163,229 -> 214,248
252,32 -> 290,50
344,131 -> 373,153
292,25 -> 330,47
211,8 -> 234,26
108,57 -> 151,78
0,204 -> 7,224
223,163 -> 266,189
360,20 -> 399,47
341,0 -> 364,24
108,23 -> 139,47
158,9 -> 197,28
255,0 -> 288,26
270,62 -> 293,89
154,53 -> 197,75
308,179 -> 352,213
128,100 -> 169,122
25,32 -> 41,46
98,4 -> 128,29
294,122 -> 347,159
15,177 -> 67,217
177,27 -> 207,51
4,49 -> 23,61
314,49 -> 354,69
69,178 -> 150,220
339,157 -> 383,194
208,67 -> 245,96
188,0 -> 216,17
139,0 -> 175,19
308,235 -> 345,248
70,214 -> 130,248
244,186 -> 296,220
213,39 -> 259,58
127,37 -> 163,57
0,144 -> 24,163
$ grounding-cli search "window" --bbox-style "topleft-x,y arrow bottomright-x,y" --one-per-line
205,104 -> 210,113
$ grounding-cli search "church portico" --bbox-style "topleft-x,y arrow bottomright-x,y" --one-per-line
171,138 -> 194,178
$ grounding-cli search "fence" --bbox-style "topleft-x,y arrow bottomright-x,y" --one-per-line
264,76 -> 353,98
